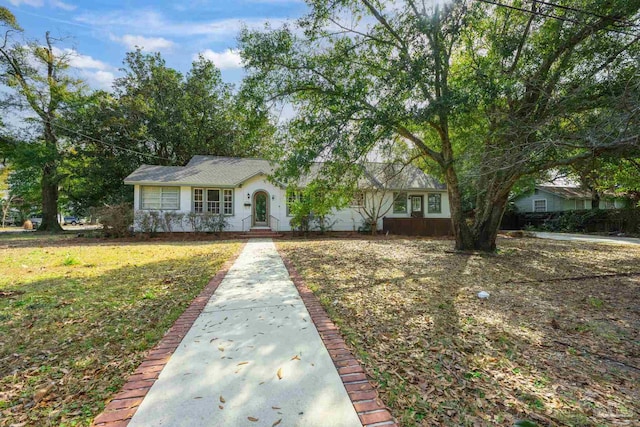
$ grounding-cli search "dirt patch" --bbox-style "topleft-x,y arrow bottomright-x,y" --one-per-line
278,237 -> 640,426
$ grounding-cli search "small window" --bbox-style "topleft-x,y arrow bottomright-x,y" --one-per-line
393,192 -> 407,214
533,199 -> 547,212
194,188 -> 204,213
207,189 -> 220,214
351,192 -> 364,207
287,190 -> 303,216
223,189 -> 233,215
141,186 -> 179,210
427,193 -> 441,213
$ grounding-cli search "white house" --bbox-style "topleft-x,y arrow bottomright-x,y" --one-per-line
124,155 -> 450,232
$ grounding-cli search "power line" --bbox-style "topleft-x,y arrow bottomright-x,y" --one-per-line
44,119 -> 174,162
475,0 -> 640,37
530,0 -> 638,28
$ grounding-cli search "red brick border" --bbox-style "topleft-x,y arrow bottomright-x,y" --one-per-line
92,243 -> 246,427
278,249 -> 399,427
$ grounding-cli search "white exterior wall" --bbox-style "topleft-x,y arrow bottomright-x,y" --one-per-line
324,190 -> 450,231
132,183 -> 450,232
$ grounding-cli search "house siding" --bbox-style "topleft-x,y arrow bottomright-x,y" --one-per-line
132,182 -> 450,232
515,190 -> 587,213
514,188 -> 624,213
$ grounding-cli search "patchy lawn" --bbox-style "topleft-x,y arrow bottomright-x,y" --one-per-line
278,237 -> 640,426
0,233 -> 241,427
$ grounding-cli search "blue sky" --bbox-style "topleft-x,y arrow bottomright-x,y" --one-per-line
1,0 -> 308,89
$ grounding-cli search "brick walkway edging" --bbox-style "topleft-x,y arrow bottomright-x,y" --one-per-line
92,243 -> 246,427
277,249 -> 399,427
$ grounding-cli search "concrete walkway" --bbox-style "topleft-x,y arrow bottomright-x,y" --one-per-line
533,231 -> 640,246
128,239 -> 361,427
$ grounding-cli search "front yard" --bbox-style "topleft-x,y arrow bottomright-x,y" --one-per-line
278,237 -> 640,426
0,233 -> 241,426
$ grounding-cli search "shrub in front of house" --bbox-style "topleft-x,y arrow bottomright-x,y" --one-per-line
96,203 -> 134,237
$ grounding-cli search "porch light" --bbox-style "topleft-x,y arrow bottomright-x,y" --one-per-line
272,195 -> 275,200
247,193 -> 250,199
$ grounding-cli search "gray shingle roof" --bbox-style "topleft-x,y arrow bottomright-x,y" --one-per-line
363,162 -> 446,190
124,156 -> 446,190
124,156 -> 274,186
537,185 -> 591,199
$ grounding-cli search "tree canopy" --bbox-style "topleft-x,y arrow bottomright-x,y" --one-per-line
240,0 -> 639,250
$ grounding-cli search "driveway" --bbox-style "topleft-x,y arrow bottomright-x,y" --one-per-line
533,231 -> 640,245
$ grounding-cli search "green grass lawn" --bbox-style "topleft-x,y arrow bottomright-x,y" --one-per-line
0,233 -> 241,426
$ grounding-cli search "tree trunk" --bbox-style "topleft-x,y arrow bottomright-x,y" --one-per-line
449,184 -> 509,252
38,162 -> 62,232
591,190 -> 600,209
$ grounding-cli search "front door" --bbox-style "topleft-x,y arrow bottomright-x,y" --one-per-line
253,191 -> 269,226
410,195 -> 423,218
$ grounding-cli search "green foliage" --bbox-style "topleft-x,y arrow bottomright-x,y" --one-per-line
240,0 -> 640,251
0,6 -> 21,30
288,180 -> 350,234
59,51 -> 275,215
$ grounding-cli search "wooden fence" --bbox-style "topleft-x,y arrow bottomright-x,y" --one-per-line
383,217 -> 453,237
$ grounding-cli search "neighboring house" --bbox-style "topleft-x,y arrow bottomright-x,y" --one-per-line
513,184 -> 625,213
124,155 -> 450,232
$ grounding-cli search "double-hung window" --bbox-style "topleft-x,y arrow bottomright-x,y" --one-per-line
350,191 -> 365,208
393,192 -> 407,214
141,186 -> 179,210
533,199 -> 547,212
193,188 -> 233,215
287,190 -> 303,216
427,193 -> 442,213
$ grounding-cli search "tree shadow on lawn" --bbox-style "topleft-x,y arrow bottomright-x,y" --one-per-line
278,238 -> 640,426
0,249 -> 234,427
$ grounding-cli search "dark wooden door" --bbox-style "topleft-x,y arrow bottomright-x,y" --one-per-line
410,195 -> 423,218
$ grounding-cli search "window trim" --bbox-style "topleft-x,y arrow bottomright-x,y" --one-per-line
286,190 -> 303,217
192,187 -> 234,216
533,199 -> 547,212
140,186 -> 180,210
350,191 -> 365,208
392,192 -> 408,214
427,193 -> 442,214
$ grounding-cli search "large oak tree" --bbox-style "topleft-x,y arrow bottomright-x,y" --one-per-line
240,0 -> 639,250
1,8 -> 84,231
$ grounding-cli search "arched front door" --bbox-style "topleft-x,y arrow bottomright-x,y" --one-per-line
252,191 -> 269,227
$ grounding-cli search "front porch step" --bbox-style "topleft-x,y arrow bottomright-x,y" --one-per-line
240,228 -> 283,238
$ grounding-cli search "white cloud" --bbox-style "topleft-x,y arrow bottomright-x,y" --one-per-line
8,0 -> 44,6
196,49 -> 243,70
50,0 -> 76,11
110,34 -> 175,52
51,47 -> 110,70
9,0 -> 76,9
82,70 -> 115,90
75,10 -> 290,40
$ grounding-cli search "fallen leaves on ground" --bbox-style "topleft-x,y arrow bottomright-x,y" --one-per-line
278,237 -> 640,427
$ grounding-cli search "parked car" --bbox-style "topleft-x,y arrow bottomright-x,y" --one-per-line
29,215 -> 42,228
63,216 -> 83,226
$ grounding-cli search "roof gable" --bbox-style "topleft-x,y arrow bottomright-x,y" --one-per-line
124,156 -> 446,191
